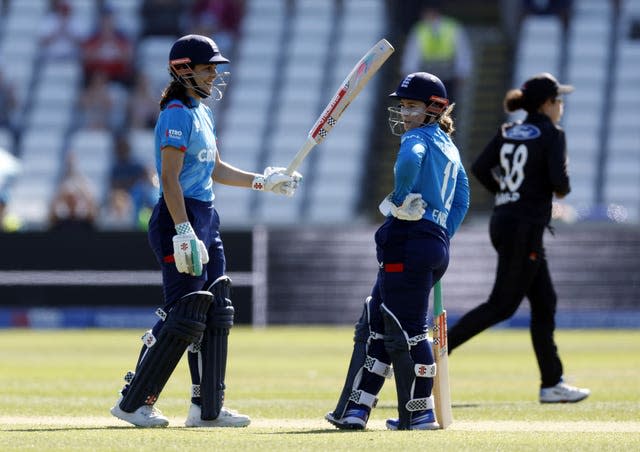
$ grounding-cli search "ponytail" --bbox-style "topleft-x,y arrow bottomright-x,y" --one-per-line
437,103 -> 456,135
159,80 -> 193,110
503,88 -> 544,114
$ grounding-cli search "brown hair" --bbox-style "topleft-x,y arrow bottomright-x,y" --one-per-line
436,103 -> 455,135
159,80 -> 194,110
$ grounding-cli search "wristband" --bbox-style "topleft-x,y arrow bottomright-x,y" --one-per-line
252,175 -> 265,191
175,222 -> 195,235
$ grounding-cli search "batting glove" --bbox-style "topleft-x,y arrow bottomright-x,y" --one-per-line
252,166 -> 303,197
378,193 -> 426,221
172,222 -> 209,276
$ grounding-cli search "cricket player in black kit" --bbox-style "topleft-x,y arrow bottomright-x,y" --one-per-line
448,72 -> 590,403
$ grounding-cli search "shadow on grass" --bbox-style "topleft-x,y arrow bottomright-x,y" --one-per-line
2,426 -> 183,432
241,429 -> 342,435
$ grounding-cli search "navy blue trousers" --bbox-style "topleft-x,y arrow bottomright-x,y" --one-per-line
370,217 -> 450,335
448,215 -> 563,387
355,217 -> 450,407
148,196 -> 226,309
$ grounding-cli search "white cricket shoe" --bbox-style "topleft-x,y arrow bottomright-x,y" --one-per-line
110,397 -> 169,427
184,403 -> 251,427
539,381 -> 590,403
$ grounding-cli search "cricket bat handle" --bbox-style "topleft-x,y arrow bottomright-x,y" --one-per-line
285,138 -> 316,175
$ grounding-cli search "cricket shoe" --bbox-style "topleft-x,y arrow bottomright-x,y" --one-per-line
386,409 -> 440,430
184,403 -> 251,427
539,381 -> 590,403
110,397 -> 169,428
325,408 -> 369,430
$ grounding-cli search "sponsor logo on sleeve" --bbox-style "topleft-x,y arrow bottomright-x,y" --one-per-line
167,129 -> 183,139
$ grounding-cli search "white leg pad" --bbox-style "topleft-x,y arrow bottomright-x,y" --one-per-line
365,355 -> 394,378
405,395 -> 435,412
349,389 -> 378,409
414,362 -> 437,377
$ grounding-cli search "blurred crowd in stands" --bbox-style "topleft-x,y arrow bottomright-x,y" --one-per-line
0,0 -> 245,232
1,0 -> 632,233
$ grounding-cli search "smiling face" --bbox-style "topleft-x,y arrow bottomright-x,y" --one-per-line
387,98 -> 431,136
188,63 -> 218,99
398,98 -> 429,131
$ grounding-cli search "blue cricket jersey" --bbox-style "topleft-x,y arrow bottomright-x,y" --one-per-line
154,98 -> 218,202
391,122 -> 470,237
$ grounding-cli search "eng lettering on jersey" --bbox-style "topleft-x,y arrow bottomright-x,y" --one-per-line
431,209 -> 448,228
197,148 -> 216,162
502,123 -> 541,140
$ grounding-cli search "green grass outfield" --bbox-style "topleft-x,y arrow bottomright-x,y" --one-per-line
1,327 -> 638,451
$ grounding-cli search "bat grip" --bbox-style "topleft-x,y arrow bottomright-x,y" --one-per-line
433,280 -> 443,315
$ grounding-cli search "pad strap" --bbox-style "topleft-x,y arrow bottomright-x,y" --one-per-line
141,330 -> 157,348
349,389 -> 378,409
414,362 -> 437,377
364,355 -> 393,378
406,395 -> 435,412
407,332 -> 429,347
188,341 -> 201,353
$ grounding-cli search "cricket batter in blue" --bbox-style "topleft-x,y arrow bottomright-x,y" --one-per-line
110,34 -> 302,428
326,72 -> 469,431
448,72 -> 590,403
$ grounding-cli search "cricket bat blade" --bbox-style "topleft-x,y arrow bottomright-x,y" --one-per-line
432,282 -> 453,429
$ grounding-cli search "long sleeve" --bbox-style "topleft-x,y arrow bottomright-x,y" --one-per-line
547,129 -> 571,196
391,139 -> 426,206
446,164 -> 470,237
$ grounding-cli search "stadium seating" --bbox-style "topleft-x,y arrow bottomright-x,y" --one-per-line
2,0 -> 638,229
214,0 -> 386,226
512,0 -> 640,223
602,0 -> 640,222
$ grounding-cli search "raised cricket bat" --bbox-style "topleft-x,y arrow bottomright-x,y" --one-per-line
432,281 -> 453,429
285,39 -> 394,174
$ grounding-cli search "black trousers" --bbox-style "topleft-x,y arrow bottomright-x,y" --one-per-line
448,215 -> 563,387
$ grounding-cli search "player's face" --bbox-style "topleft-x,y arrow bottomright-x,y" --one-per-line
387,98 -> 430,136
541,96 -> 564,124
399,99 -> 428,131
191,63 -> 218,98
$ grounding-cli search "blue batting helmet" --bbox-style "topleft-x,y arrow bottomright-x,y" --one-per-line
169,34 -> 229,67
168,34 -> 230,100
389,72 -> 448,105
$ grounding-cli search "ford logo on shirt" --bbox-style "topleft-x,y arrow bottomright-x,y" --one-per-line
504,124 -> 541,140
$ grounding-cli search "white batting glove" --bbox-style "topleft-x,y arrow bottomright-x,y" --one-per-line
378,193 -> 426,221
172,222 -> 209,276
252,166 -> 303,197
